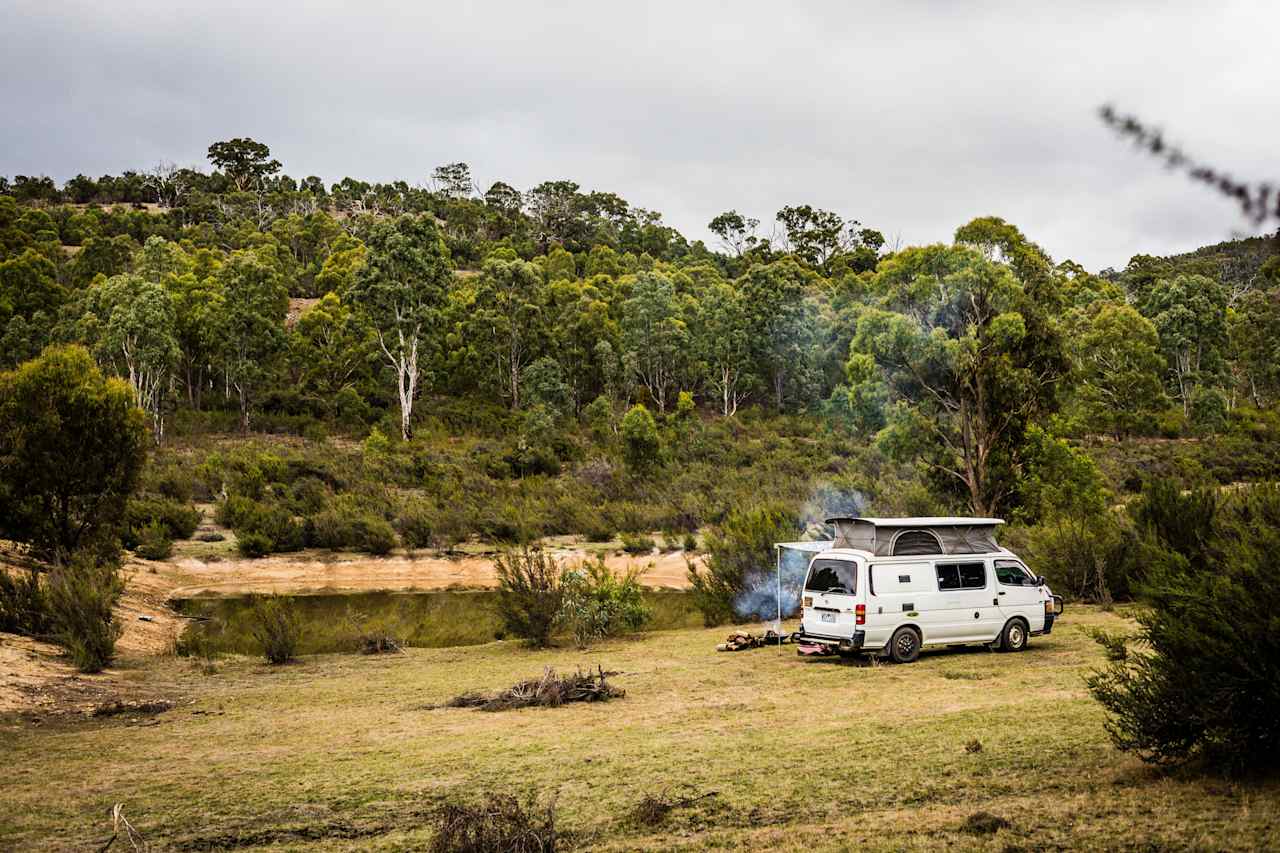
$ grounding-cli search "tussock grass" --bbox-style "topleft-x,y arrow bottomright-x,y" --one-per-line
1,607 -> 1278,851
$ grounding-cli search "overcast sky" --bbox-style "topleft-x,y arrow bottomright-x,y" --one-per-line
2,1 -> 1275,270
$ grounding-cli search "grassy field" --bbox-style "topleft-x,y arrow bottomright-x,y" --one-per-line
1,606 -> 1276,851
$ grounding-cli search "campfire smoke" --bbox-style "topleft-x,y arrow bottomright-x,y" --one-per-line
730,484 -> 867,622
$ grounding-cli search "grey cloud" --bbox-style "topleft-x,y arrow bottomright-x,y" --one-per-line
1,0 -> 1274,269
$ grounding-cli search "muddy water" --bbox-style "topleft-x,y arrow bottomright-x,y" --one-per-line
173,589 -> 702,655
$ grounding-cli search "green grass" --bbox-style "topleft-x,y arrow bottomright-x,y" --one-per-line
1,606 -> 1276,850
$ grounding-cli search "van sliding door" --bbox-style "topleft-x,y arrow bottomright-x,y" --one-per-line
932,561 -> 997,642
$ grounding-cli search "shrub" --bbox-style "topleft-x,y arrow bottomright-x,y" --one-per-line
46,555 -> 124,673
688,503 -> 798,626
620,533 -> 655,554
581,517 -> 615,543
493,548 -> 564,648
360,516 -> 398,555
682,532 -> 698,552
223,498 -> 304,555
1087,486 -> 1280,773
123,496 -> 200,547
149,464 -> 194,502
246,593 -> 302,664
674,390 -> 695,420
621,403 -> 660,471
1014,510 -> 1144,603
558,558 -> 652,648
134,520 -> 173,561
307,506 -> 397,555
236,531 -> 273,558
0,569 -> 52,636
397,499 -> 436,550
1132,478 -> 1217,564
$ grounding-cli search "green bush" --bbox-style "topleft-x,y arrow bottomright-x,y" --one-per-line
236,531 -> 273,558
620,533 -> 655,554
396,500 -> 436,550
558,558 -> 652,648
681,532 -> 698,552
135,520 -> 174,560
688,503 -> 798,627
46,555 -> 124,673
1132,478 -> 1217,564
493,547 -> 564,648
246,593 -> 302,664
1012,510 -> 1144,603
0,569 -> 52,636
148,463 -> 195,502
581,517 -> 615,543
1088,487 -> 1280,773
307,505 -> 397,555
124,496 -> 200,547
222,497 -> 305,555
621,403 -> 660,471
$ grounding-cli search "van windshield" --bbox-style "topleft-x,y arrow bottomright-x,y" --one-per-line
805,559 -> 857,594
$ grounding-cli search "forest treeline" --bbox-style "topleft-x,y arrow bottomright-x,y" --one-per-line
3,137 -> 1280,526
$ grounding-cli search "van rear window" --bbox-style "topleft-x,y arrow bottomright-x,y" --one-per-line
805,559 -> 857,594
935,562 -> 986,591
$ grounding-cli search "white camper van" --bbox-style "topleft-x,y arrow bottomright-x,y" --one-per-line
795,517 -> 1064,663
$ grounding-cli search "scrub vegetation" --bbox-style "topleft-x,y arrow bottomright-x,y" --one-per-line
2,608 -> 1278,851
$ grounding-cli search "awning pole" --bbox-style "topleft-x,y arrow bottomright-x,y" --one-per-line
776,544 -> 782,654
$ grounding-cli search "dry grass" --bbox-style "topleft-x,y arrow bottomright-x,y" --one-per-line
1,607 -> 1278,850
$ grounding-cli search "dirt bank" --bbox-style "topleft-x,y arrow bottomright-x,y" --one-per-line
165,545 -> 695,598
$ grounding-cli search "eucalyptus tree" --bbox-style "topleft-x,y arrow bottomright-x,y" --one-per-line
850,239 -> 1067,515
1070,301 -> 1166,438
693,279 -> 753,416
621,271 -> 688,414
1145,273 -> 1228,416
462,256 -> 547,409
350,215 -> 452,439
206,137 -> 282,192
217,249 -> 289,432
85,273 -> 180,442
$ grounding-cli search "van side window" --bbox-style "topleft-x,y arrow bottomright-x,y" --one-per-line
995,559 -> 1035,586
935,562 -> 986,591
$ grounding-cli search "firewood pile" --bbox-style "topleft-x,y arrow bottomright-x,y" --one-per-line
715,629 -> 796,651
430,666 -> 624,712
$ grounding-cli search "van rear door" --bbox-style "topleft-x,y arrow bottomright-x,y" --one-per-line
802,557 -> 861,640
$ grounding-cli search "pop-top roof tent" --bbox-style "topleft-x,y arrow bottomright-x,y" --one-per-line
825,516 -> 1004,557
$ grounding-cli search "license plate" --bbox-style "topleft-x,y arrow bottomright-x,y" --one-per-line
821,612 -> 836,623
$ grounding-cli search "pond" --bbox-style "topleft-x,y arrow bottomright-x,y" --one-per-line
172,589 -> 704,655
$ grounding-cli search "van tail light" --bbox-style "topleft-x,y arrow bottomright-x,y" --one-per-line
855,604 -> 865,625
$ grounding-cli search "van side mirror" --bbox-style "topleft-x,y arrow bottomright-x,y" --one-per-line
1036,575 -> 1046,587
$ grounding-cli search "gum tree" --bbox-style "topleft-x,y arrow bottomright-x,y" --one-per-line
351,215 -> 452,439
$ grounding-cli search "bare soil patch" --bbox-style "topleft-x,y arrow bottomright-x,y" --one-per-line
163,545 -> 694,598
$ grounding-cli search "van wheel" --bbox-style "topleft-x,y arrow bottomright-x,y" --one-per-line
889,627 -> 921,663
1000,619 -> 1028,652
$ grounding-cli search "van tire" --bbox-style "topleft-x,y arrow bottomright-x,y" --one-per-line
888,627 -> 921,663
999,618 -> 1029,653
